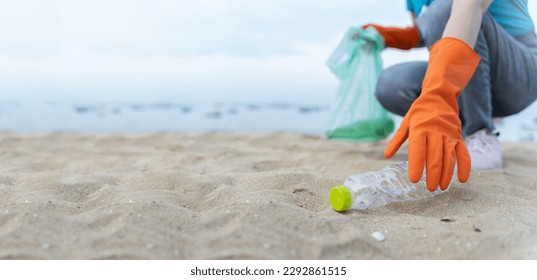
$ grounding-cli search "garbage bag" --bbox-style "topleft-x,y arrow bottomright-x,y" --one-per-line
326,26 -> 394,142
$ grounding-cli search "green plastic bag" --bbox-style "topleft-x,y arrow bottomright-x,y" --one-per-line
326,26 -> 394,142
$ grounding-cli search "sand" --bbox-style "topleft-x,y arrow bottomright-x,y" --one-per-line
0,132 -> 536,259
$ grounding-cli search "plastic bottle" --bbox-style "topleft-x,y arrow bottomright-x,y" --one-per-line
330,162 -> 446,211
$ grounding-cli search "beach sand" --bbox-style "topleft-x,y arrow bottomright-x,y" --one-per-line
0,132 -> 536,259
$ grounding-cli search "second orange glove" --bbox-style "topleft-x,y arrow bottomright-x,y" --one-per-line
362,24 -> 420,50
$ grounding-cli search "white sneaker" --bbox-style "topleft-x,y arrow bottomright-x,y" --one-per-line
465,129 -> 503,170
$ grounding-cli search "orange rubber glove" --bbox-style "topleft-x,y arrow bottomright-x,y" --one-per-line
384,37 -> 481,191
362,24 -> 420,50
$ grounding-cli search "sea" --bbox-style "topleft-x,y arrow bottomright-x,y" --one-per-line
1,101 -> 536,142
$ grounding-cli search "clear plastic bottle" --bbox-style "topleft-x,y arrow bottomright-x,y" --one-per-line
330,162 -> 446,211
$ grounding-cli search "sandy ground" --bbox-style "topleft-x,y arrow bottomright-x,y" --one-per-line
0,132 -> 536,259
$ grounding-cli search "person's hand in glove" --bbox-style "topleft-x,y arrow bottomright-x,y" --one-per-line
360,24 -> 420,50
384,37 -> 481,191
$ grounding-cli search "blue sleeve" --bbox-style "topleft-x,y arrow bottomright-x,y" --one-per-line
407,0 -> 434,16
407,0 -> 414,13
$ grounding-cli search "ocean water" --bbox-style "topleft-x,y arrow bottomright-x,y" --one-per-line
0,101 -> 536,142
0,102 -> 329,135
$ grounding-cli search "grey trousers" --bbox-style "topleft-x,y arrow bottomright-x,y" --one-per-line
375,0 -> 537,137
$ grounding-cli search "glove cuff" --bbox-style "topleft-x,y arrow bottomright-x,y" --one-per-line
384,26 -> 421,50
363,24 -> 420,50
422,37 -> 481,100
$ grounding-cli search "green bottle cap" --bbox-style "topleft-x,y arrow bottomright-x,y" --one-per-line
330,186 -> 352,212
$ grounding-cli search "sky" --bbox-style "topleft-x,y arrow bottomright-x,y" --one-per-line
1,0 -> 537,105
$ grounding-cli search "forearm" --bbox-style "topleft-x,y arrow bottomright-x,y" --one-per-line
443,0 -> 493,47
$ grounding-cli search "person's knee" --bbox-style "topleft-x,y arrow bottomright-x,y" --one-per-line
375,68 -> 409,116
375,63 -> 425,116
375,70 -> 395,108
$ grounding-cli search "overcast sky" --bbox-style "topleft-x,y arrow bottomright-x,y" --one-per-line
1,0 -> 536,104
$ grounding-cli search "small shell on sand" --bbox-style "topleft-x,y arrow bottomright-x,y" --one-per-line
372,231 -> 385,242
